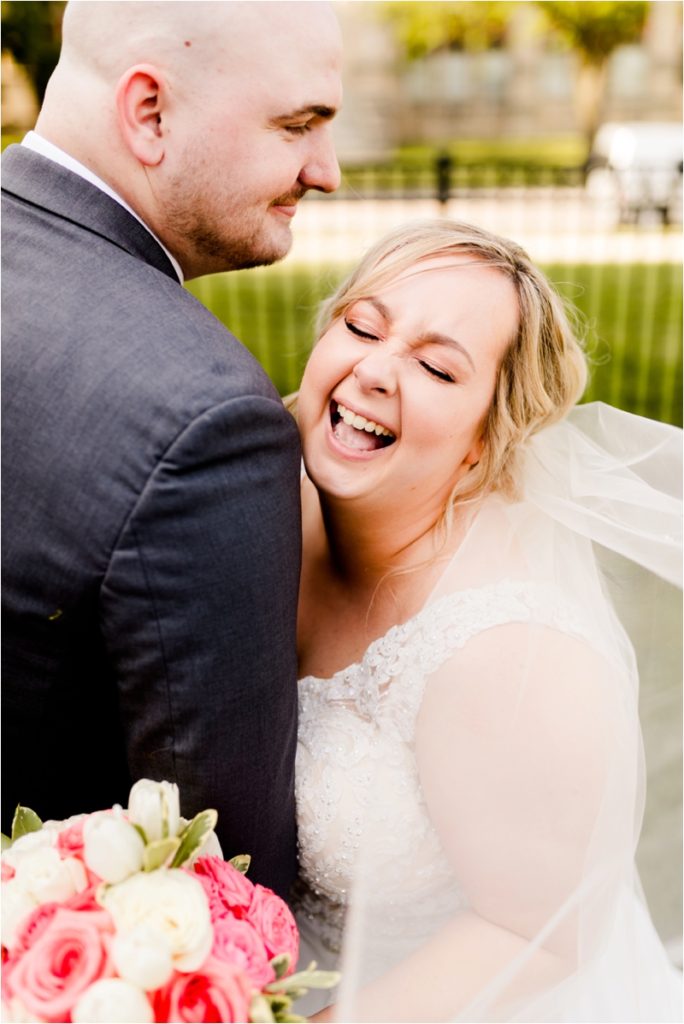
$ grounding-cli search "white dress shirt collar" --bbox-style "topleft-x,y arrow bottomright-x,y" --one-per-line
21,131 -> 184,284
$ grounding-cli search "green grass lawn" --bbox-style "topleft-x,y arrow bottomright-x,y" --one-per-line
188,262 -> 682,426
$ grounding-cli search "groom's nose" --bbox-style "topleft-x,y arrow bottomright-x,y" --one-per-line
298,128 -> 341,194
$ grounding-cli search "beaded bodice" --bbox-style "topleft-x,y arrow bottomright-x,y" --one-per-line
294,579 -> 592,960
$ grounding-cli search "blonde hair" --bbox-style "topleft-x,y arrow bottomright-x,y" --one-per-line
302,219 -> 587,512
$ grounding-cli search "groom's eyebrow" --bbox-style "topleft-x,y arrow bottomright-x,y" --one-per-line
276,104 -> 338,121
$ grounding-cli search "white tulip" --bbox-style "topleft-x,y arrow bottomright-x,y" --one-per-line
1,879 -> 36,949
127,779 -> 180,842
83,811 -> 144,883
100,868 -> 213,971
72,979 -> 154,1023
112,922 -> 174,990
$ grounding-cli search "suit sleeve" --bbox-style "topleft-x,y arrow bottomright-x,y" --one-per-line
100,394 -> 302,898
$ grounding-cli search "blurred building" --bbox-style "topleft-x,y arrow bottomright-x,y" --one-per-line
332,0 -> 683,160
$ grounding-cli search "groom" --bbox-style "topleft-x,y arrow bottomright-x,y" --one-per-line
1,1 -> 342,897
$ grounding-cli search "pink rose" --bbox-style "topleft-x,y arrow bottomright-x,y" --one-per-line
212,915 -> 275,991
152,956 -> 252,1023
2,861 -> 16,882
247,885 -> 299,970
56,820 -> 86,860
192,857 -> 254,917
13,901 -> 60,955
64,884 -> 108,916
4,907 -> 112,1021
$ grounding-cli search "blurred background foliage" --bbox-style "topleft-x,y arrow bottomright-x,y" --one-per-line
1,0 -> 64,103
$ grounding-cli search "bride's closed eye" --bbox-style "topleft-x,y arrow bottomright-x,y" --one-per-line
344,319 -> 379,340
418,360 -> 456,383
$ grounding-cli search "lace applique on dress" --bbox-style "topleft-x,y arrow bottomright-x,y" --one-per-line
294,579 -> 592,954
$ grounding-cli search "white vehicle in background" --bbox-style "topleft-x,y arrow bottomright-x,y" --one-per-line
585,121 -> 682,225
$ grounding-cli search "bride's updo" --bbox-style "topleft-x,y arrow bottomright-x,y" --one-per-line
314,220 -> 588,507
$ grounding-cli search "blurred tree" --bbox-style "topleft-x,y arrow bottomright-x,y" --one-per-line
380,2 -> 514,58
2,0 -> 65,104
537,1 -> 649,146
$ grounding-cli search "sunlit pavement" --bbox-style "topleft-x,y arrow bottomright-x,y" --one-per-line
290,193 -> 683,266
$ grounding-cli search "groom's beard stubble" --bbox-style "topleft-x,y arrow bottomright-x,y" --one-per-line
163,173 -> 306,274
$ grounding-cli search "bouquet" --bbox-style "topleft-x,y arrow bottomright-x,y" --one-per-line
1,780 -> 337,1023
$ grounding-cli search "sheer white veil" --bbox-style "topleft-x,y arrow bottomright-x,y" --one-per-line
332,402 -> 682,1023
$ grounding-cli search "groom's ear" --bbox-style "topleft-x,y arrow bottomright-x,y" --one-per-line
115,65 -> 166,167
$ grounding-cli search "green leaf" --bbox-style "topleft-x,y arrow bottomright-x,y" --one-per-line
142,836 -> 181,871
170,809 -> 218,868
11,805 -> 43,843
131,822 -> 148,845
270,953 -> 291,980
1,832 -> 12,851
273,1014 -> 306,1023
264,994 -> 291,1015
249,993 -> 275,1023
266,969 -> 341,994
229,853 -> 251,875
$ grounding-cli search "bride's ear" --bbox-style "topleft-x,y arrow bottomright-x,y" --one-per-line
464,436 -> 484,468
115,65 -> 166,167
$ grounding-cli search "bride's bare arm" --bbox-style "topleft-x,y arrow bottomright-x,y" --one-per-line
324,623 -> 628,1022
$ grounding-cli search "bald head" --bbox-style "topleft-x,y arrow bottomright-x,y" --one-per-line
37,1 -> 342,277
58,2 -> 338,95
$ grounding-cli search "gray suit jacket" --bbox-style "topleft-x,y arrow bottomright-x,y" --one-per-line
1,145 -> 301,897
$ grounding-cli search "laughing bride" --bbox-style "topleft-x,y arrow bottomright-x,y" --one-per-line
287,220 -> 682,1022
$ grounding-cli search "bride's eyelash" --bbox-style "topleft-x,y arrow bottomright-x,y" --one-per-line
345,320 -> 456,382
419,360 -> 455,383
345,320 -> 378,340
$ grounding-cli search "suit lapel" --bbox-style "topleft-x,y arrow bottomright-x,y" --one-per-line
1,144 -> 180,283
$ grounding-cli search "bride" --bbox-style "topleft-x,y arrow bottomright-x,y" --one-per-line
287,220 -> 682,1022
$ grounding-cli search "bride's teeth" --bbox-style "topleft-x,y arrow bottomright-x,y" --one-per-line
334,402 -> 394,440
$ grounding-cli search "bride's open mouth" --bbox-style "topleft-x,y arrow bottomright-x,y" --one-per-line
329,400 -> 396,453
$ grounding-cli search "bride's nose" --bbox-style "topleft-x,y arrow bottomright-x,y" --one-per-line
352,351 -> 398,395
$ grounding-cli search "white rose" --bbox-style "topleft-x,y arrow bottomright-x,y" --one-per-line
42,813 -> 87,833
2,828 -> 56,866
127,779 -> 180,842
83,811 -> 144,883
111,921 -> 174,990
1,879 -> 36,949
72,979 -> 153,1023
99,868 -> 213,971
14,847 -> 87,904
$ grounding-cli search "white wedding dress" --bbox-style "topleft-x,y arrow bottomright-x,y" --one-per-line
292,406 -> 683,1023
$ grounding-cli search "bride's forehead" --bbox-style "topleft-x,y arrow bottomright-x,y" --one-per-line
381,255 -> 504,294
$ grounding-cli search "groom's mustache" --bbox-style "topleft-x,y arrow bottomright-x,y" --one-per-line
270,187 -> 308,208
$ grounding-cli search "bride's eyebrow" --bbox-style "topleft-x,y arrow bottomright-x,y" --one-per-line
416,331 -> 476,372
357,297 -> 476,372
